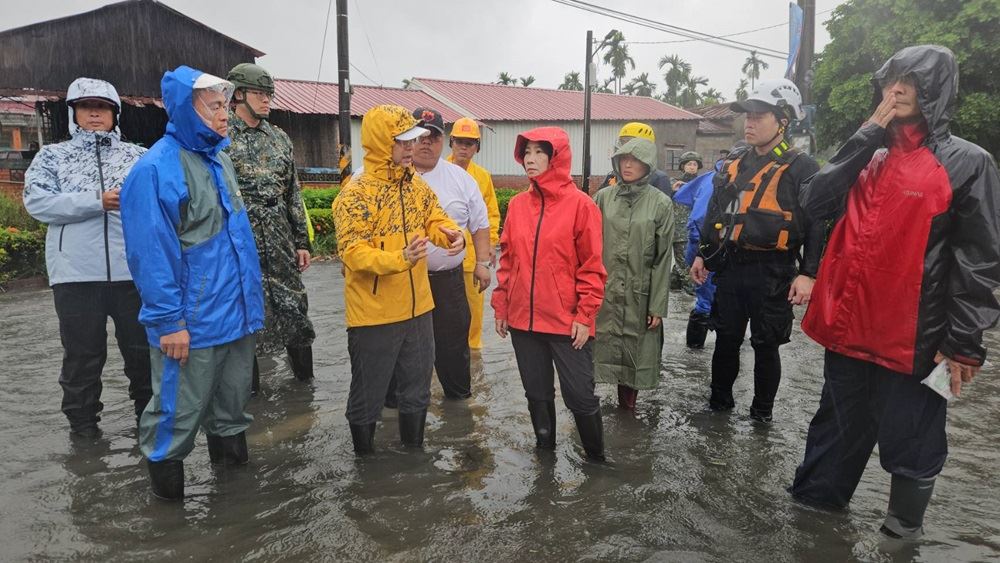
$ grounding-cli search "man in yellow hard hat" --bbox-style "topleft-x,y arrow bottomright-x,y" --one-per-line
598,122 -> 672,194
447,117 -> 501,350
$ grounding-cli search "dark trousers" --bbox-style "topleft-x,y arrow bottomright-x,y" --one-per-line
509,329 -> 600,416
346,313 -> 434,425
428,266 -> 472,398
790,350 -> 948,508
52,281 -> 152,430
709,259 -> 795,414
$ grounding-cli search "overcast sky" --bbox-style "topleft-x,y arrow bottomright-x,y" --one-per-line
4,0 -> 847,102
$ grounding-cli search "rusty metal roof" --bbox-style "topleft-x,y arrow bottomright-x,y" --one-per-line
411,78 -> 702,122
271,79 -> 465,122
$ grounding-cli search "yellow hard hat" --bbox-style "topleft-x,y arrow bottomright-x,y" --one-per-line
451,117 -> 481,140
618,122 -> 655,143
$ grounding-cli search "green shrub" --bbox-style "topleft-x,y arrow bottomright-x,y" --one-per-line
302,187 -> 340,210
0,229 -> 46,283
311,233 -> 337,257
307,208 -> 336,256
0,194 -> 42,231
495,188 -> 520,233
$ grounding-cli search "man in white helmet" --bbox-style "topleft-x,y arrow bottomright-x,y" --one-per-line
23,78 -> 151,441
690,78 -> 823,423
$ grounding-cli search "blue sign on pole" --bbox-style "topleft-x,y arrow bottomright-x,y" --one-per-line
786,2 -> 804,79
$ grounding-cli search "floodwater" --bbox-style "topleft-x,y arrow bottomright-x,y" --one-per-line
1,261 -> 998,562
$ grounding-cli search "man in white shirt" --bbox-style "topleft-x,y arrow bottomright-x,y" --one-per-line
410,107 -> 492,399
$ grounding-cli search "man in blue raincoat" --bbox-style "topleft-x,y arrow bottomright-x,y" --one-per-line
121,66 -> 265,501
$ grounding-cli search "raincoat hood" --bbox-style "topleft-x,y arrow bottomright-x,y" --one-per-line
361,104 -> 420,182
872,44 -> 957,143
161,65 -> 231,156
66,77 -> 122,139
514,127 -> 575,196
611,138 -> 657,189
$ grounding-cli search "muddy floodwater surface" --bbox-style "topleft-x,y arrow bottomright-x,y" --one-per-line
1,262 -> 998,562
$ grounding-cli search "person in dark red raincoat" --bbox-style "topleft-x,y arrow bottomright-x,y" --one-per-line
789,45 -> 1000,540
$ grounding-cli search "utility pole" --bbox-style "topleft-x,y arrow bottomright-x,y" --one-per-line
581,30 -> 593,193
336,0 -> 352,179
795,0 -> 815,105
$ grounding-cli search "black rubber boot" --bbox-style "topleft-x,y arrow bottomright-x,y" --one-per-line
286,346 -> 314,381
399,410 -> 427,448
686,312 -> 711,349
251,356 -> 260,397
206,432 -> 249,466
349,423 -> 376,454
573,411 -> 606,462
881,475 -> 935,540
148,459 -> 184,500
528,400 -> 557,450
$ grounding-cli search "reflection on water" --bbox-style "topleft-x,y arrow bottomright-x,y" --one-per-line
1,262 -> 998,561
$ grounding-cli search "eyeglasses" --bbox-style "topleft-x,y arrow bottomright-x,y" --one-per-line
395,138 -> 419,147
246,89 -> 276,101
417,131 -> 443,145
452,138 -> 478,147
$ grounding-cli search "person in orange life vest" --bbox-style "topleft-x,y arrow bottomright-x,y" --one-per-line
690,78 -> 822,423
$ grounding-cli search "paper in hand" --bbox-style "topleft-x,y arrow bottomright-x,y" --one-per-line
921,361 -> 955,401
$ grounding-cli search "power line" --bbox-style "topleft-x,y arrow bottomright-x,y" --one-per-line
350,62 -> 379,86
311,0 -> 334,111
352,0 -> 384,86
550,0 -> 788,58
626,8 -> 835,45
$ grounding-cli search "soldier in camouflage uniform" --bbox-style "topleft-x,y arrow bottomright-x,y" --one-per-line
225,63 -> 315,389
669,151 -> 702,294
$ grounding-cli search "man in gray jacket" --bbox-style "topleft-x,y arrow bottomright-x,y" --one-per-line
23,77 -> 151,440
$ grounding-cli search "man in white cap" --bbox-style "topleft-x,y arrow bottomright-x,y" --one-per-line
120,66 -> 265,500
23,77 -> 151,441
332,104 -> 465,454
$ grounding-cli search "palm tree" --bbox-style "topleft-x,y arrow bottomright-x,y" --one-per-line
679,75 -> 709,107
600,30 -> 635,94
519,76 -> 536,87
741,51 -> 769,89
624,73 -> 657,97
701,88 -> 725,105
496,72 -> 516,86
735,78 -> 749,101
657,54 -> 691,104
595,77 -> 615,94
558,71 -> 584,91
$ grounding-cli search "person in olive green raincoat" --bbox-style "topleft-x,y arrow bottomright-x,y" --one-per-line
593,138 -> 674,410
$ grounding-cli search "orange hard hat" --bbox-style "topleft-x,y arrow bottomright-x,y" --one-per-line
450,117 -> 481,140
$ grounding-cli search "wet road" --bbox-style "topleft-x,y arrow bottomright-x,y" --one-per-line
1,261 -> 998,562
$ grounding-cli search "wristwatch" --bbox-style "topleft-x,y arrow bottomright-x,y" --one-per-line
476,261 -> 491,268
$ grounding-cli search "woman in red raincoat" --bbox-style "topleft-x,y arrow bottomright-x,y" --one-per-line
491,127 -> 608,461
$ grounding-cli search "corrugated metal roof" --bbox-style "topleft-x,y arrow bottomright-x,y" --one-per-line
271,79 -> 465,122
412,78 -> 702,122
697,120 -> 733,135
0,88 -> 164,108
690,102 -> 739,120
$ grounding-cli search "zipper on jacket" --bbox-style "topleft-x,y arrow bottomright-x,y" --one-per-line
373,242 -> 383,294
528,186 -> 545,331
95,136 -> 112,282
58,225 -> 66,252
398,177 -> 417,318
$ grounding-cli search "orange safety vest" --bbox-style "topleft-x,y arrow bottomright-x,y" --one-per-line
718,147 -> 799,251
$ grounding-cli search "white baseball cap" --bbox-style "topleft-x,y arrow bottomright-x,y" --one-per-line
395,125 -> 429,142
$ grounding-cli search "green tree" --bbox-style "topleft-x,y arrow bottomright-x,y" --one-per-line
519,75 -> 536,87
558,71 -> 584,91
401,78 -> 412,89
596,77 -> 615,94
702,88 -> 725,105
813,0 -> 1000,155
624,73 -> 657,97
734,78 -> 749,101
601,30 -> 635,94
679,75 -> 709,107
741,50 -> 769,89
496,72 -> 516,86
658,54 -> 692,104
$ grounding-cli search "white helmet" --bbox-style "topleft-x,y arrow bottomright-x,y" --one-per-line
731,78 -> 804,121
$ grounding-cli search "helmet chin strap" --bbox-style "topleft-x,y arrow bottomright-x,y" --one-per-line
235,90 -> 268,121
